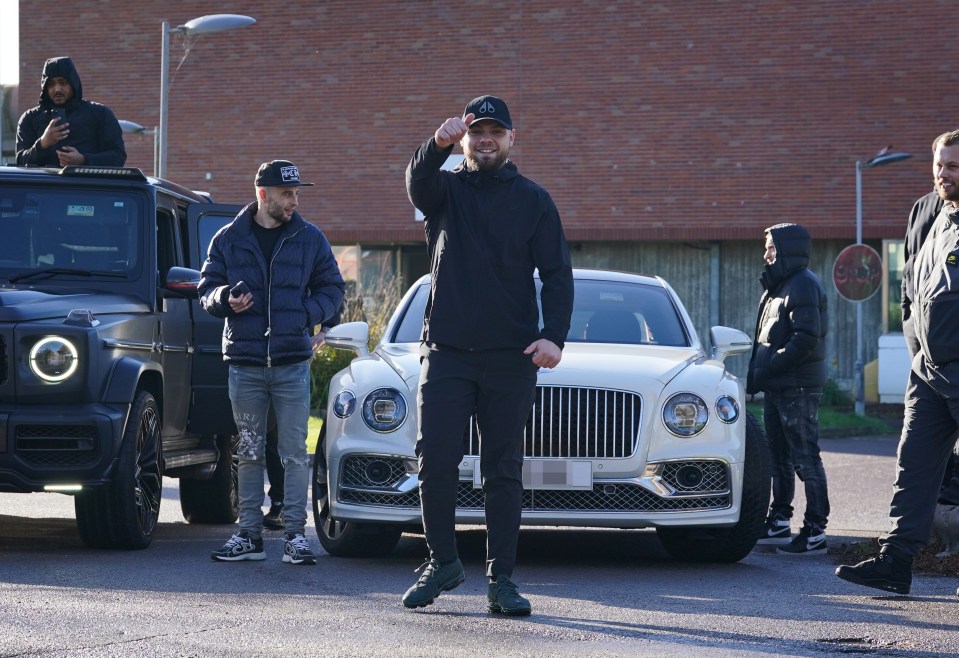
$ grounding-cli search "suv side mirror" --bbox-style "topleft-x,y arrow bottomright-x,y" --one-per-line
163,266 -> 201,299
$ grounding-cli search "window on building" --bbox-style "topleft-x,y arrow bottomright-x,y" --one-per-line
883,239 -> 904,333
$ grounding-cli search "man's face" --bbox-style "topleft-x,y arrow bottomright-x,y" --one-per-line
45,77 -> 74,106
934,142 -> 959,204
461,119 -> 514,171
764,234 -> 777,264
261,186 -> 299,223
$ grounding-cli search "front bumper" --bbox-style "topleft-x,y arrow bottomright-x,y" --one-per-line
328,452 -> 744,529
0,403 -> 129,492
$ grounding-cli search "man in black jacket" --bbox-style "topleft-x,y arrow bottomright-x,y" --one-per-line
748,223 -> 830,555
838,130 -> 959,595
16,57 -> 126,168
199,160 -> 343,565
402,95 -> 573,615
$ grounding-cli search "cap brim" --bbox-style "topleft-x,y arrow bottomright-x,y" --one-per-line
467,117 -> 511,129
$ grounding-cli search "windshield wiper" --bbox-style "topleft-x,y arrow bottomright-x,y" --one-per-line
9,268 -> 127,283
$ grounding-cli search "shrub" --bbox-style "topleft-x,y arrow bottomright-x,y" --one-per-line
821,379 -> 852,407
309,273 -> 406,416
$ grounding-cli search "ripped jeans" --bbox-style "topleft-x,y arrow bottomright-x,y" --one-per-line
764,388 -> 830,530
229,362 -> 311,538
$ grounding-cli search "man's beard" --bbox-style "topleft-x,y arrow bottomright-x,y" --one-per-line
937,180 -> 959,203
267,200 -> 292,223
464,150 -> 508,172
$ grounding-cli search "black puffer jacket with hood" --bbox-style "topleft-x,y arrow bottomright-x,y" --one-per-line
746,223 -> 828,394
16,57 -> 126,167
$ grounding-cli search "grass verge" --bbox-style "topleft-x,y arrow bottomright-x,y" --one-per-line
747,403 -> 893,436
307,416 -> 324,455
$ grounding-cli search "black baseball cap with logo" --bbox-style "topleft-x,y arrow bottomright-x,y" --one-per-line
254,160 -> 315,187
463,95 -> 512,130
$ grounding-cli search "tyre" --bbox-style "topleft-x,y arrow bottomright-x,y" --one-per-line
75,390 -> 163,549
312,426 -> 402,557
656,411 -> 771,563
179,433 -> 239,524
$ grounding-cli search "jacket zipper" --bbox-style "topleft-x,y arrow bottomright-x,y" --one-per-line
265,225 -> 307,367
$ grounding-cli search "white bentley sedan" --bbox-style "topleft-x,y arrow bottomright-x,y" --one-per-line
313,269 -> 769,563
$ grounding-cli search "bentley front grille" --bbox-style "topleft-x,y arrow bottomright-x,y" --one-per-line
464,386 -> 641,459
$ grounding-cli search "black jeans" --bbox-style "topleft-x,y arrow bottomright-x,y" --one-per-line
883,371 -> 959,557
416,343 -> 537,579
764,388 -> 830,530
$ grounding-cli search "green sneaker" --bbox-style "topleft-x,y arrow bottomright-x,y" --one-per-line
402,558 -> 465,609
487,574 -> 532,616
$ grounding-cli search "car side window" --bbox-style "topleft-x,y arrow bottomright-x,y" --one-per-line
393,283 -> 430,343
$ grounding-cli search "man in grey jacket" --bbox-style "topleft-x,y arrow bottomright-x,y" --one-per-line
837,130 -> 959,596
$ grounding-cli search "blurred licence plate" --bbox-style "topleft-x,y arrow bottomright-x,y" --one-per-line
472,459 -> 592,490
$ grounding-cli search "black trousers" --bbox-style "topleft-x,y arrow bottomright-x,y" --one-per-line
416,343 -> 537,579
882,370 -> 959,557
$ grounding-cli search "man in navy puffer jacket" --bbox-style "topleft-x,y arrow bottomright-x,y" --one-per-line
199,160 -> 344,565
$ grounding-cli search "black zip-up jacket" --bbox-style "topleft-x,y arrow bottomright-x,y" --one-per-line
406,138 -> 573,351
198,202 -> 345,367
16,56 -> 126,167
746,223 -> 828,394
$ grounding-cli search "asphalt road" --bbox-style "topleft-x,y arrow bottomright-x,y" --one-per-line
1,435 -> 957,658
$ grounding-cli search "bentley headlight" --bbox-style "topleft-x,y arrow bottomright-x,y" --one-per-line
29,336 -> 79,382
663,392 -> 708,437
362,387 -> 407,432
333,390 -> 357,418
715,395 -> 740,423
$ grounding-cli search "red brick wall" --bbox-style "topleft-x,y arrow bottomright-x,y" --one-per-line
18,0 -> 945,244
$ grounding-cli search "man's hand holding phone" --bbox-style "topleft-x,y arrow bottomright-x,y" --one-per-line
228,281 -> 253,313
40,109 -> 69,149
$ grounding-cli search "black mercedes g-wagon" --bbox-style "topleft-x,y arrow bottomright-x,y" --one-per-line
0,165 -> 243,549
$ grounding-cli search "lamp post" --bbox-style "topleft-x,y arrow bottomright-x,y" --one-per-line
118,120 -> 158,176
158,14 -> 255,179
853,149 -> 912,416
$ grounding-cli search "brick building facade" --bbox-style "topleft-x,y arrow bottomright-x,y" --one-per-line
16,0 -> 949,390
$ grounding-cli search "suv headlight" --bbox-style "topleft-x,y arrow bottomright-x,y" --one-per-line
362,387 -> 408,432
29,336 -> 79,382
663,392 -> 708,437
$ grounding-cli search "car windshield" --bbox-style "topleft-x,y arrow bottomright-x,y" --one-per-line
391,277 -> 689,347
0,186 -> 141,279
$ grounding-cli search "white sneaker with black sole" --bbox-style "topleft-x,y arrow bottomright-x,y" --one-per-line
778,526 -> 826,555
756,515 -> 791,545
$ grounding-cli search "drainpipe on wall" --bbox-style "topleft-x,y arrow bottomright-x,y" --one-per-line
709,242 -> 720,329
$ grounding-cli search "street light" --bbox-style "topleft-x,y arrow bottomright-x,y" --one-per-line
853,148 -> 912,416
158,14 -> 255,179
118,119 -> 157,176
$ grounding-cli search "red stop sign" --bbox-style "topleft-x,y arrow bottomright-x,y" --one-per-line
833,244 -> 882,302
